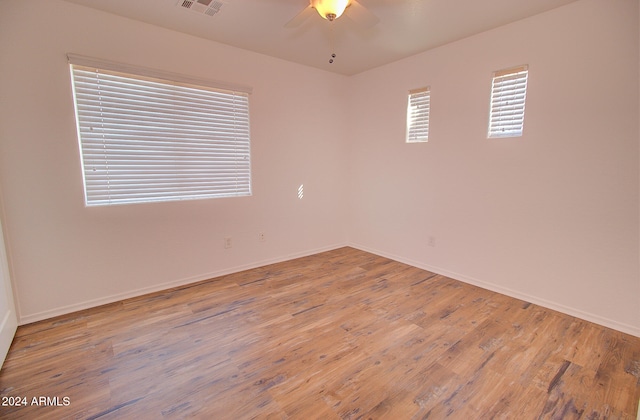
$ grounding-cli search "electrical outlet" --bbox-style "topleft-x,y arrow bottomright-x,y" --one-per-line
224,237 -> 232,249
258,232 -> 265,242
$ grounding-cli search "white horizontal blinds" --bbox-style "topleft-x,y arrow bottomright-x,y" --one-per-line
488,65 -> 528,138
69,62 -> 251,206
406,87 -> 430,143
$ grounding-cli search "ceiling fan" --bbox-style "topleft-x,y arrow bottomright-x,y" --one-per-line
285,0 -> 379,29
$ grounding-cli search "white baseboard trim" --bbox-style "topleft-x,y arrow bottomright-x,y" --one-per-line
349,243 -> 640,338
18,243 -> 348,325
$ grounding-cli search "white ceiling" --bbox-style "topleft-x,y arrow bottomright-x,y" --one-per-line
63,0 -> 579,76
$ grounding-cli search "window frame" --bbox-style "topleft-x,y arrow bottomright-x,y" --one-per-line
488,65 -> 529,138
406,86 -> 430,143
68,54 -> 252,207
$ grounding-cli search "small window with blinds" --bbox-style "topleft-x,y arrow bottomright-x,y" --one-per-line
68,55 -> 252,206
488,65 -> 528,138
406,87 -> 430,143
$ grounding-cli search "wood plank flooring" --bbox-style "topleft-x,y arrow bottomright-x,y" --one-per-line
0,247 -> 639,419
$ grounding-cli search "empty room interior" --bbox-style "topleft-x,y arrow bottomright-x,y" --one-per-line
0,0 -> 639,418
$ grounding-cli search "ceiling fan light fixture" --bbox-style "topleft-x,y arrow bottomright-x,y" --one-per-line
312,0 -> 350,21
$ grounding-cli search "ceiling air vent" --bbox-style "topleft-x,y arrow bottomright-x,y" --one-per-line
178,0 -> 224,17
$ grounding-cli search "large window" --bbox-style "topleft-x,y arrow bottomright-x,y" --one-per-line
406,87 -> 430,143
488,65 -> 528,138
68,54 -> 252,206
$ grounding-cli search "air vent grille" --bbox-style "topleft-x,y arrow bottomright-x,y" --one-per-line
178,0 -> 225,17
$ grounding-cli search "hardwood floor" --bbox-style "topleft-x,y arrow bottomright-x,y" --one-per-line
0,247 -> 638,419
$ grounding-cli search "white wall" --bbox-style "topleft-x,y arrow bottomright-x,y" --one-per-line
347,0 -> 640,336
0,0 -> 350,322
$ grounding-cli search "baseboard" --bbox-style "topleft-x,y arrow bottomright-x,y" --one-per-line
349,243 -> 640,338
19,242 -> 640,338
18,242 -> 348,325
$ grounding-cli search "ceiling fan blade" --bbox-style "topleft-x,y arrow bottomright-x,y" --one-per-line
345,0 -> 379,28
284,5 -> 315,28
